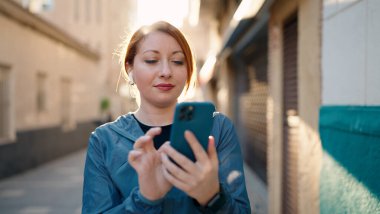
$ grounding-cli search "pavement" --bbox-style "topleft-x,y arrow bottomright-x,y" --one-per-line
0,149 -> 268,214
244,164 -> 268,214
0,150 -> 85,214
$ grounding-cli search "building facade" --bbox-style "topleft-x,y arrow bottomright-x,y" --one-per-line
205,0 -> 379,213
0,0 -> 135,179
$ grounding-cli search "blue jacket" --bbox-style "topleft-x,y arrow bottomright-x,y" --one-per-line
82,113 -> 251,213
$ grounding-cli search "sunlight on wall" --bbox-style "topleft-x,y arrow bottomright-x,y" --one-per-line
199,53 -> 217,85
223,0 -> 265,42
136,0 -> 199,28
320,152 -> 380,213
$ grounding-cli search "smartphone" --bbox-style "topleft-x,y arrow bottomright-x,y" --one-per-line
170,102 -> 215,162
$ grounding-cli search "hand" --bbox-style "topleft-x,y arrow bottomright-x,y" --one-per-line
128,127 -> 172,201
160,131 -> 220,205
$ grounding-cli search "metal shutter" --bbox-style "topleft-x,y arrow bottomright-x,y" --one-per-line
282,15 -> 299,214
240,51 -> 268,183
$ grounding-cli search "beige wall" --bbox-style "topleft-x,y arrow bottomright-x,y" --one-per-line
297,0 -> 323,213
37,0 -> 106,51
104,0 -> 138,115
38,0 -> 138,117
0,13 -> 100,131
36,0 -> 126,116
268,0 -> 322,213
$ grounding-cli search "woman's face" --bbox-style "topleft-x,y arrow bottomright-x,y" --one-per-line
131,31 -> 188,108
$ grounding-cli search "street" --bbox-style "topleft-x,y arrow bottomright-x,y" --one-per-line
0,150 -> 85,214
0,149 -> 267,214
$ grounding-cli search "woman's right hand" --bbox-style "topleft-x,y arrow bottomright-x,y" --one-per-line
128,127 -> 172,201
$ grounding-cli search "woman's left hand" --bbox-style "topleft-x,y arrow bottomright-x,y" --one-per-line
160,131 -> 220,206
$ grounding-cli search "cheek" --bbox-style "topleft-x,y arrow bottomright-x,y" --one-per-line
133,66 -> 151,82
132,73 -> 147,91
180,69 -> 189,82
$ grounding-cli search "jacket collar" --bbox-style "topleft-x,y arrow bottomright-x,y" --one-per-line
109,113 -> 144,142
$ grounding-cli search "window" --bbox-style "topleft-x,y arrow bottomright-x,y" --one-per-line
0,65 -> 13,142
86,0 -> 91,23
74,0 -> 80,21
96,0 -> 102,24
36,72 -> 47,113
22,0 -> 54,13
61,78 -> 74,130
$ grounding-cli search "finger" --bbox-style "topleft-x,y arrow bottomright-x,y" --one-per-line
184,131 -> 208,162
142,127 -> 162,151
133,127 -> 161,150
161,153 -> 193,183
161,162 -> 191,192
128,150 -> 143,165
133,135 -> 152,150
146,127 -> 162,138
158,141 -> 170,153
161,143 -> 196,173
207,136 -> 218,166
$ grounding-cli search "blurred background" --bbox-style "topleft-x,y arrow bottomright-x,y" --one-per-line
0,0 -> 379,213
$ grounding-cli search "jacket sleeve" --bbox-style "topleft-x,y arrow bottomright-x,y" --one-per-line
207,114 -> 251,214
82,131 -> 163,214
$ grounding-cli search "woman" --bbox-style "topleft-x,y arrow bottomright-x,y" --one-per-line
82,21 -> 251,213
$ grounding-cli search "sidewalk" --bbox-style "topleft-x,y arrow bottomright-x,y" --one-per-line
0,149 -> 85,214
244,164 -> 268,214
0,149 -> 268,214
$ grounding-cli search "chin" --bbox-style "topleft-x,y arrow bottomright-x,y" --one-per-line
154,100 -> 177,108
150,95 -> 178,108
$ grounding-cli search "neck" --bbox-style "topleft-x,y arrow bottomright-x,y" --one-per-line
134,102 -> 176,126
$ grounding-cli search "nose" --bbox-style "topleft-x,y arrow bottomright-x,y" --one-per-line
159,61 -> 172,78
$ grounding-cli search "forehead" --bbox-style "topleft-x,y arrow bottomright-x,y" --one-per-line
138,31 -> 183,53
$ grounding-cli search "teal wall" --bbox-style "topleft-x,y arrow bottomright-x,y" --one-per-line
319,106 -> 380,213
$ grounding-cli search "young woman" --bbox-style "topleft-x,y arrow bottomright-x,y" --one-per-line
82,21 -> 251,213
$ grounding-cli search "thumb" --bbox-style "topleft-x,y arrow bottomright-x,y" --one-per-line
128,150 -> 142,169
207,136 -> 218,166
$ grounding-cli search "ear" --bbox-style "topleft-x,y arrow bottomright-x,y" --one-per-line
125,62 -> 131,72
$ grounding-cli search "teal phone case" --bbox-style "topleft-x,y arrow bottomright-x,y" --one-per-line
170,102 -> 215,162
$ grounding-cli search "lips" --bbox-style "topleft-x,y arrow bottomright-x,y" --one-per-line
154,83 -> 175,91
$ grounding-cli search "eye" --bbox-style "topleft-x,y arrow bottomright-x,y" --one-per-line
172,60 -> 185,65
145,59 -> 158,64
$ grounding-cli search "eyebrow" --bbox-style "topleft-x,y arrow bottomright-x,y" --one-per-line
172,51 -> 184,55
142,50 -> 184,55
